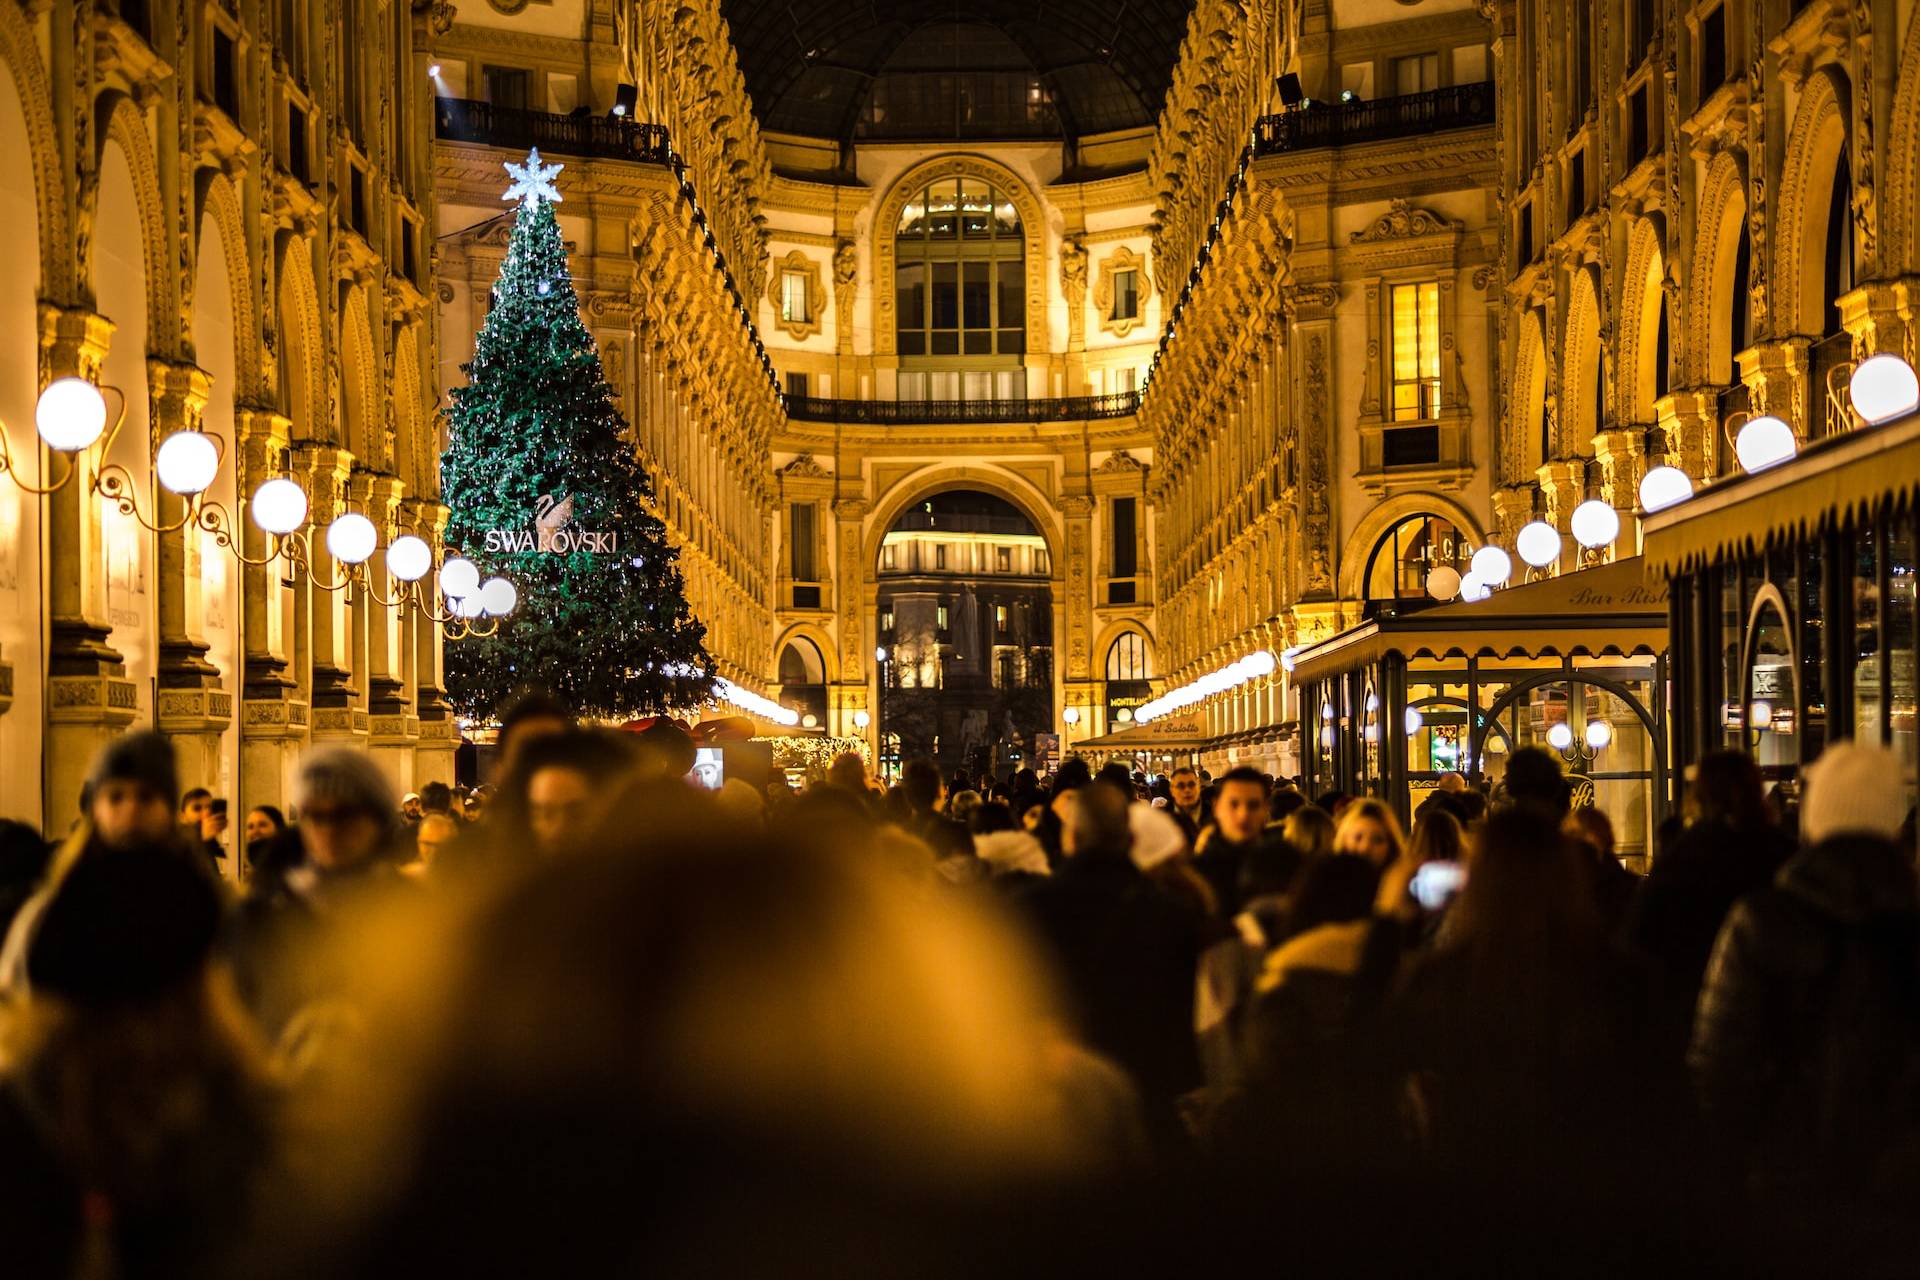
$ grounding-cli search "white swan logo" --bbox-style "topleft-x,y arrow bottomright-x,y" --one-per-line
483,493 -> 617,553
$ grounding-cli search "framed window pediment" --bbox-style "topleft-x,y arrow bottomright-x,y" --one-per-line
1094,245 -> 1153,337
768,250 -> 826,340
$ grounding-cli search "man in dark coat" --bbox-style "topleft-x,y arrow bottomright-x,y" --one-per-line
1193,767 -> 1269,918
1019,781 -> 1209,1144
1691,742 -> 1920,1250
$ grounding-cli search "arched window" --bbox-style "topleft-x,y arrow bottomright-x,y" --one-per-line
1106,632 -> 1150,682
778,638 -> 826,686
1363,514 -> 1472,606
895,176 -> 1024,361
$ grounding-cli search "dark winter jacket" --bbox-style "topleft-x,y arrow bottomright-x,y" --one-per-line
1689,835 -> 1920,1198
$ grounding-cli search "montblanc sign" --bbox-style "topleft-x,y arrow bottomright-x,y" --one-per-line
482,493 -> 618,553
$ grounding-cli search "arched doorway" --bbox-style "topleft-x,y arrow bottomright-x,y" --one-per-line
775,636 -> 829,729
876,489 -> 1052,779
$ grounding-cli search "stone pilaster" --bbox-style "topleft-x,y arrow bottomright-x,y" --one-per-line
1836,277 -> 1920,367
1536,459 -> 1587,569
1592,428 -> 1650,557
1738,337 -> 1813,435
1655,388 -> 1721,484
1490,484 -> 1537,550
38,304 -> 137,829
351,470 -> 408,714
295,445 -> 363,744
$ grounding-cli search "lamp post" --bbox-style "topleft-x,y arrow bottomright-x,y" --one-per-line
1062,703 -> 1080,757
874,644 -> 889,782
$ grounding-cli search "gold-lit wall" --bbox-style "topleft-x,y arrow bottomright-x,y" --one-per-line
0,0 -> 448,836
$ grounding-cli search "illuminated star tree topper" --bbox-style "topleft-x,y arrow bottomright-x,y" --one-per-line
503,146 -> 564,208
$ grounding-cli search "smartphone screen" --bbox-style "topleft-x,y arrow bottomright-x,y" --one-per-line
1409,860 -> 1466,911
691,747 -> 725,790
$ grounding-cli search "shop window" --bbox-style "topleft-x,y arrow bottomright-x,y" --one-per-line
1390,283 -> 1441,421
1106,632 -> 1149,682
1364,513 -> 1471,605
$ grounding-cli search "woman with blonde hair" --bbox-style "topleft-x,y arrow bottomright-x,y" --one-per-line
1333,797 -> 1406,868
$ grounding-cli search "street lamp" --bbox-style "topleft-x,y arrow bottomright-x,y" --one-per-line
874,644 -> 890,781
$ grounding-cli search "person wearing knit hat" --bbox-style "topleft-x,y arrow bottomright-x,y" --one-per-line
1799,739 -> 1909,845
25,841 -> 222,1009
84,730 -> 180,851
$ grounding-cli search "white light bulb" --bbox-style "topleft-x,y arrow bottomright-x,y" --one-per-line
35,378 -> 108,452
456,592 -> 487,619
1405,707 -> 1424,736
1585,719 -> 1613,750
1319,725 -> 1335,750
1426,565 -> 1462,600
326,513 -> 378,565
1243,649 -> 1277,677
1639,465 -> 1695,513
1364,723 -> 1380,744
1321,702 -> 1335,720
1516,520 -> 1562,568
1471,545 -> 1514,587
1547,722 -> 1574,751
1848,353 -> 1920,426
1735,415 -> 1798,474
1570,500 -> 1621,550
250,478 -> 308,535
1280,649 -> 1296,673
439,556 -> 480,599
875,645 -> 888,664
386,535 -> 433,583
852,710 -> 870,729
1063,706 -> 1080,725
478,576 -> 518,616
1750,700 -> 1773,730
802,714 -> 818,729
154,430 -> 221,495
1459,572 -> 1491,603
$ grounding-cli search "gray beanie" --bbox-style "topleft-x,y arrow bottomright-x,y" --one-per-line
86,731 -> 179,810
296,747 -> 401,840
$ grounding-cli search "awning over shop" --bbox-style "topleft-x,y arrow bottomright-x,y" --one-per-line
1074,714 -> 1210,753
1644,415 -> 1920,576
1290,555 -> 1669,684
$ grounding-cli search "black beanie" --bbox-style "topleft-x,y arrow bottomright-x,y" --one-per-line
26,845 -> 221,1008
85,730 -> 180,811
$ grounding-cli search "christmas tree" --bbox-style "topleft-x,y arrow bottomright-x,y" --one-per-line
441,149 -> 714,720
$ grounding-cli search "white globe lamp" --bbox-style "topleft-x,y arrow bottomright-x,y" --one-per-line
1638,465 -> 1694,513
1735,415 -> 1798,474
1426,565 -> 1462,600
1570,500 -> 1621,550
455,592 -> 487,619
386,535 -> 433,583
1546,722 -> 1575,751
1516,520 -> 1562,569
1848,353 -> 1920,426
1584,719 -> 1613,751
1063,706 -> 1080,725
1471,545 -> 1514,587
852,710 -> 870,730
439,556 -> 481,600
250,478 -> 309,535
35,378 -> 109,452
1404,707 -> 1425,736
155,430 -> 220,495
1243,649 -> 1277,678
1750,700 -> 1774,730
325,512 -> 378,566
478,576 -> 518,616
1458,572 -> 1490,603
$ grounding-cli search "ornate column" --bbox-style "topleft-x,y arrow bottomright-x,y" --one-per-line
147,359 -> 231,791
1060,493 -> 1095,735
832,496 -> 873,755
1837,278 -> 1920,366
1592,429 -> 1650,558
296,445 -> 364,746
408,497 -> 456,788
39,305 -> 136,829
236,407 -> 307,817
1491,484 -> 1536,550
1655,389 -> 1721,484
1535,459 -> 1587,569
350,470 -> 412,790
1738,338 -> 1813,436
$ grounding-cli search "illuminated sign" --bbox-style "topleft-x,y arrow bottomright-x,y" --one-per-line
482,493 -> 618,554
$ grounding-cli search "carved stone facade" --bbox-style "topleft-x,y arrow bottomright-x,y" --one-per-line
0,0 -> 448,835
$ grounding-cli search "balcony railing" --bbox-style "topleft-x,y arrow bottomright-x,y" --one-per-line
1252,82 -> 1496,156
434,98 -> 672,164
784,392 -> 1140,425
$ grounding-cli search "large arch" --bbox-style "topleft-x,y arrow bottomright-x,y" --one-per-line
871,154 -> 1050,359
1618,216 -> 1668,424
92,94 -> 175,352
863,464 -> 1063,575
1337,490 -> 1486,602
392,323 -> 426,492
193,170 -> 263,402
0,0 -> 66,300
277,237 -> 325,442
339,284 -> 379,466
1773,67 -> 1852,338
1508,307 -> 1548,480
1559,264 -> 1603,454
771,619 -> 841,685
1887,11 -> 1920,276
1691,150 -> 1749,385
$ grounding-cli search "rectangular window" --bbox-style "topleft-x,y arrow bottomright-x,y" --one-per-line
483,65 -> 529,112
935,545 -> 947,570
996,546 -> 1012,572
212,27 -> 240,118
881,610 -> 894,633
896,262 -> 925,355
882,545 -> 897,571
1112,497 -> 1138,578
287,104 -> 310,184
1571,4 -> 1593,118
1632,0 -> 1657,64
790,502 -> 817,582
780,271 -> 811,325
1628,84 -> 1650,166
1701,5 -> 1727,96
1107,580 -> 1137,605
996,604 -> 1008,634
1566,149 -> 1586,221
936,605 -> 949,630
1390,282 -> 1442,421
1393,53 -> 1439,96
1517,197 -> 1534,265
785,371 -> 809,398
1111,268 -> 1139,322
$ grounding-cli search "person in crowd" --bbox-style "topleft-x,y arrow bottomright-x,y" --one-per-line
1267,786 -> 1307,827
1019,781 -> 1209,1145
1629,749 -> 1796,1060
489,729 -> 642,860
1497,747 -> 1571,819
1689,741 -> 1920,1244
1283,804 -> 1337,860
179,787 -> 213,846
1130,802 -> 1219,925
900,758 -> 971,860
1333,797 -> 1404,869
1167,766 -> 1206,837
825,750 -> 871,803
493,688 -> 573,777
1195,834 -> 1306,1095
400,793 -> 423,824
242,805 -> 297,887
244,805 -> 287,847
1395,807 -> 1666,1199
76,732 -> 190,855
0,819 -> 52,942
0,832 -> 277,1279
1194,767 -> 1269,917
411,813 -> 463,877
192,798 -> 231,876
418,782 -> 454,818
970,801 -> 1049,888
1567,807 -> 1637,930
1312,789 -> 1351,821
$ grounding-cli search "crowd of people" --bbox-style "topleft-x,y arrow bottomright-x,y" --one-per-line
1,688 -> 1918,1276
